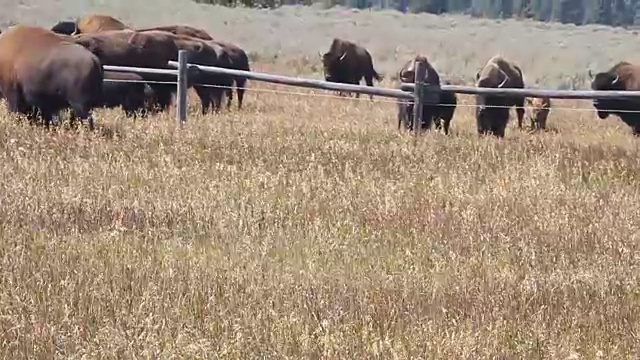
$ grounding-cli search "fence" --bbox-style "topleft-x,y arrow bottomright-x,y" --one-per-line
102,50 -> 640,135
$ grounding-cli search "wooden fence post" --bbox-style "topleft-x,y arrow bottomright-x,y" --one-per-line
412,60 -> 427,136
176,50 -> 189,125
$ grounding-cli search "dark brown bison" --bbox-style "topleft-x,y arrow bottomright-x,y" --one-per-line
207,39 -> 250,110
136,25 -> 213,40
589,62 -> 640,136
525,96 -> 551,131
50,20 -> 77,35
0,25 -> 103,129
71,29 -> 207,112
474,55 -> 526,138
320,38 -> 383,99
396,55 -> 453,132
137,26 -> 251,110
171,35 -> 235,113
100,71 -> 158,117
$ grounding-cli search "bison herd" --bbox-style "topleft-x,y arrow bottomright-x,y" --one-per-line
0,14 -> 251,130
0,13 -> 638,137
321,38 -> 640,138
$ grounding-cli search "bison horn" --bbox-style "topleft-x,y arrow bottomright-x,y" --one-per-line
339,52 -> 347,61
588,69 -> 594,80
611,74 -> 620,85
497,75 -> 509,88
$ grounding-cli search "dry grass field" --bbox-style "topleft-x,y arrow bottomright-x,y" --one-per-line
1,1 -> 640,359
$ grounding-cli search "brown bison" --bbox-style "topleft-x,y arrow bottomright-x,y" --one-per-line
100,71 -> 158,118
525,97 -> 551,130
0,25 -> 103,129
75,14 -> 129,34
396,55 -> 446,132
589,62 -> 640,136
135,26 -> 249,110
207,39 -> 251,110
71,29 -> 209,112
51,14 -> 129,35
136,25 -> 213,40
474,55 -> 526,138
320,38 -> 383,99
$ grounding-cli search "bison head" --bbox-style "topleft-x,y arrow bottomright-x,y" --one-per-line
51,20 -> 78,35
474,64 -> 510,117
320,50 -> 348,83
589,69 -> 623,119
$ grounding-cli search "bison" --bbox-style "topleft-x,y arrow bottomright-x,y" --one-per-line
396,55 -> 447,132
100,71 -> 159,118
71,29 -> 208,112
136,25 -> 213,40
50,20 -> 77,35
525,96 -> 551,131
589,62 -> 640,136
474,55 -> 526,138
208,39 -> 251,110
75,14 -> 129,34
0,25 -> 103,129
50,14 -> 128,36
320,38 -> 383,99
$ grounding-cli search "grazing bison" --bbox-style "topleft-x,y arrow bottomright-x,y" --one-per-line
50,20 -> 77,35
50,14 -> 128,36
474,55 -> 526,138
525,97 -> 551,130
208,40 -> 251,109
320,38 -> 383,99
396,55 -> 444,132
100,71 -> 157,118
137,25 -> 213,40
0,25 -> 103,129
72,29 -> 209,112
589,62 -> 640,136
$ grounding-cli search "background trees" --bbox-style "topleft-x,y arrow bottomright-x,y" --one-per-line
193,0 -> 640,27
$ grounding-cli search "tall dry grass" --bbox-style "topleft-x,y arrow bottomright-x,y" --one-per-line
0,1 -> 639,358
0,73 -> 639,357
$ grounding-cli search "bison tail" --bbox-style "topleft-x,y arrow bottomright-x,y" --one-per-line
373,70 -> 383,82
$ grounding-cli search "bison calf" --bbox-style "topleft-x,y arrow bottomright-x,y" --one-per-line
526,97 -> 551,130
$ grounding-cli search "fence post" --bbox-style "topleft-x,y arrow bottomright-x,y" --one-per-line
412,60 -> 427,136
176,50 -> 189,125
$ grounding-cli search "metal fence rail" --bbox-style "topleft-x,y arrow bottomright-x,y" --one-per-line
100,50 -> 640,131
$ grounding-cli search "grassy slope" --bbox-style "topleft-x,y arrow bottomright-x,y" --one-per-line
0,1 -> 639,358
6,0 -> 640,87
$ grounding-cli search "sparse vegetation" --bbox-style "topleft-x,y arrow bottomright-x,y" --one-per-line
1,1 -> 640,358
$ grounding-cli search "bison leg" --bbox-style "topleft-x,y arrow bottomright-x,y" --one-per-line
364,75 -> 375,101
235,77 -> 247,110
515,97 -> 525,130
194,86 -> 213,114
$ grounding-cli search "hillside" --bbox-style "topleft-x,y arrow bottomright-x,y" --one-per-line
4,1 -> 640,88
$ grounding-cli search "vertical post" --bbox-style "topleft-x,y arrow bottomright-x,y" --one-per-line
176,50 -> 189,126
412,60 -> 427,136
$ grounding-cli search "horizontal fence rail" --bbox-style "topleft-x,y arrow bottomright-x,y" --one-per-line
102,65 -> 178,76
167,60 -> 413,100
400,82 -> 640,100
98,54 -> 640,133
